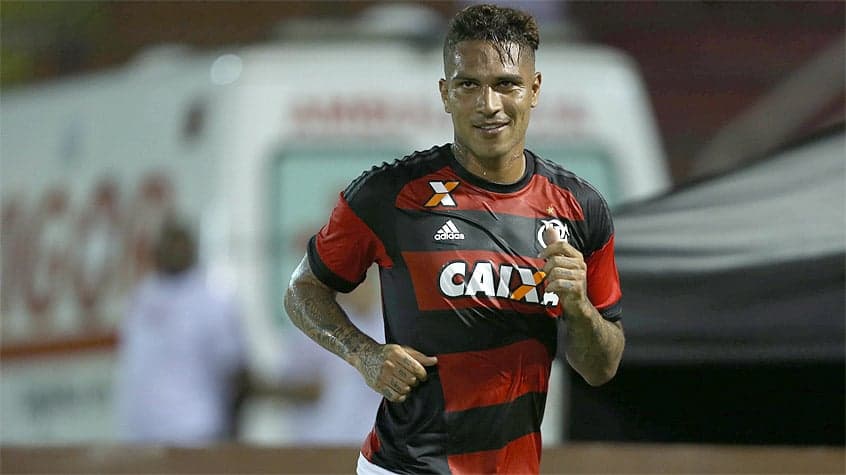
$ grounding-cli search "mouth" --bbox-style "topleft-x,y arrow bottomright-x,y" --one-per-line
473,122 -> 509,135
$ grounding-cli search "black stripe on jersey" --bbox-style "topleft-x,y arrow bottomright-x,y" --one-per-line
444,391 -> 547,455
307,235 -> 358,293
371,374 -> 451,474
396,210 -> 590,259
344,159 -> 398,202
385,307 -> 557,357
342,145 -> 450,204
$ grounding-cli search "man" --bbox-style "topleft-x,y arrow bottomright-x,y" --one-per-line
116,218 -> 247,444
284,4 -> 624,474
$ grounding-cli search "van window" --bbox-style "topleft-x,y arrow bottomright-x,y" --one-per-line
268,146 -> 402,326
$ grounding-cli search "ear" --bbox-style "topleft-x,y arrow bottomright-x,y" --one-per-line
439,79 -> 451,113
531,72 -> 542,108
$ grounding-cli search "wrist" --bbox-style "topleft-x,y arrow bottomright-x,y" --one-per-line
347,339 -> 381,371
563,297 -> 594,320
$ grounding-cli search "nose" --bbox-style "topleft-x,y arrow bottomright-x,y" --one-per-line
476,86 -> 502,116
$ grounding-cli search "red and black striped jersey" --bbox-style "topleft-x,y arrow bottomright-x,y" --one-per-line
308,144 -> 621,474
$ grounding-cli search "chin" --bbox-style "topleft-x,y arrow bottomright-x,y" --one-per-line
473,143 -> 515,161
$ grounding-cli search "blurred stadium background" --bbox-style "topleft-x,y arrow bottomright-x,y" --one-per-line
1,1 -> 843,473
2,1 -> 843,180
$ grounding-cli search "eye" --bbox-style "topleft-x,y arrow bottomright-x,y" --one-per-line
460,80 -> 476,88
498,80 -> 517,89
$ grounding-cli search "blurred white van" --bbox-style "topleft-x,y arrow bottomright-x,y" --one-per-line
0,36 -> 669,442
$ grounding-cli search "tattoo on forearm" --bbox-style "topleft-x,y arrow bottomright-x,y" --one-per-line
286,283 -> 389,392
565,307 -> 625,384
284,257 -> 382,385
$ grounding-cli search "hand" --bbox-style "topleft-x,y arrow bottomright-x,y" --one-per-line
538,224 -> 589,315
356,343 -> 438,403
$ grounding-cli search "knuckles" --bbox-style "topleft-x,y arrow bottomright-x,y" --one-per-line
543,256 -> 586,272
546,267 -> 586,281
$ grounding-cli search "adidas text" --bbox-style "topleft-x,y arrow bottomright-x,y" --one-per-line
435,232 -> 465,241
434,220 -> 465,241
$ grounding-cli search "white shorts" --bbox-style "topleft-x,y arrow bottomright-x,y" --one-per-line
356,452 -> 402,475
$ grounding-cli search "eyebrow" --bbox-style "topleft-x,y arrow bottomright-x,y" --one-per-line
495,74 -> 524,84
451,73 -> 524,84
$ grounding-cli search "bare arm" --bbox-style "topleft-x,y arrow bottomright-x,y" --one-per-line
283,255 -> 437,402
540,226 -> 624,386
561,303 -> 624,386
283,256 -> 380,373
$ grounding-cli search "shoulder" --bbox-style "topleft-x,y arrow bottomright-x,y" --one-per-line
343,144 -> 451,204
532,153 -> 609,209
531,151 -> 615,247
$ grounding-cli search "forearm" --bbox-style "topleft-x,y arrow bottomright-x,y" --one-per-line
564,302 -> 625,386
283,258 -> 378,370
284,257 -> 436,402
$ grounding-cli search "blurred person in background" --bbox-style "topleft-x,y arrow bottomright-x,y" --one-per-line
284,4 -> 624,474
273,265 -> 384,445
115,217 -> 248,444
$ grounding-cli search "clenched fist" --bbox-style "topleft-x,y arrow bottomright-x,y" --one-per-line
538,223 -> 590,315
355,343 -> 438,402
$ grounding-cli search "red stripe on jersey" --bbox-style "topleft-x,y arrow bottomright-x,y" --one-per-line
438,339 -> 552,413
586,234 -> 622,312
402,251 -> 558,316
446,432 -> 542,475
396,168 -> 585,221
361,426 -> 380,461
315,193 -> 393,284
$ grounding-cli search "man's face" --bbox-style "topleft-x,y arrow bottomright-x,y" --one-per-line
439,40 -> 541,163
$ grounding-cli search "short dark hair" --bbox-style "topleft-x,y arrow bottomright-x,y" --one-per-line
154,216 -> 197,275
443,4 -> 540,67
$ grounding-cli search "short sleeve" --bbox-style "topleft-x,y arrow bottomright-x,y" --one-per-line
586,234 -> 622,321
585,193 -> 622,321
307,193 -> 390,293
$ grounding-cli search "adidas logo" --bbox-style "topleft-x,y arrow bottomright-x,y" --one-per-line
434,219 -> 465,241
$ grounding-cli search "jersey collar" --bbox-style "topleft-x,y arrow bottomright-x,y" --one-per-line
446,145 -> 536,194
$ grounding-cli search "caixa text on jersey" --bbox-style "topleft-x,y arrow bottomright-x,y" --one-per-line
438,260 -> 560,307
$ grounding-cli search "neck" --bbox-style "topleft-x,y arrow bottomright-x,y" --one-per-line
451,142 -> 526,185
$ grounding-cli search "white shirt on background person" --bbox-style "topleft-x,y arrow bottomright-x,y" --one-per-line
115,268 -> 245,444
